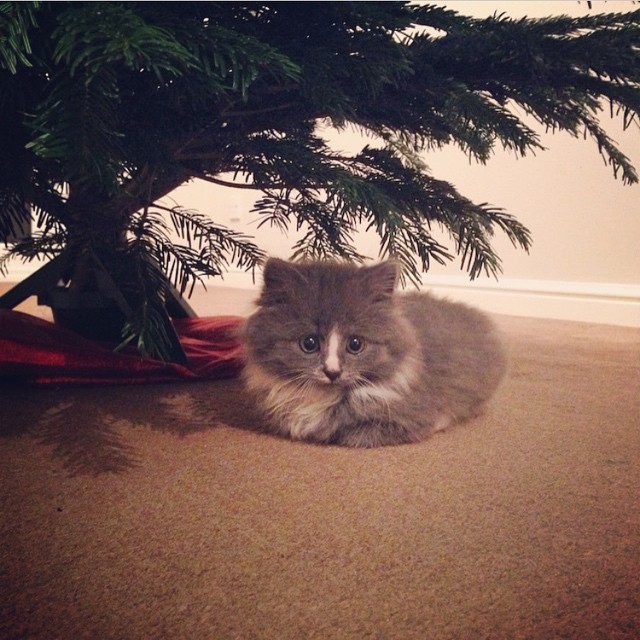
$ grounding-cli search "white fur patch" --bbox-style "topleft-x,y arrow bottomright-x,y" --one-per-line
351,353 -> 420,407
243,361 -> 340,440
352,384 -> 401,405
287,398 -> 337,439
324,328 -> 341,374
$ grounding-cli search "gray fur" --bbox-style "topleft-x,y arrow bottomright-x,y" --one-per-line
242,258 -> 507,447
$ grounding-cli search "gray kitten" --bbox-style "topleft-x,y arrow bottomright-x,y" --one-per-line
242,258 -> 507,447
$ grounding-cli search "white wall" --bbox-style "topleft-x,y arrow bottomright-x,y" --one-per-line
4,1 -> 639,325
410,1 -> 640,325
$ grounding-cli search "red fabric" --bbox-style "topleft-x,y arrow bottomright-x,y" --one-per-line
0,309 -> 245,386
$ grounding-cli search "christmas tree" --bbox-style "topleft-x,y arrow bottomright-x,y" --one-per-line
1,2 -> 639,360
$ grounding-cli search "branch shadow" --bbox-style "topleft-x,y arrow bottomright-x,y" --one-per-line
152,378 -> 265,436
0,376 -> 266,477
36,401 -> 141,476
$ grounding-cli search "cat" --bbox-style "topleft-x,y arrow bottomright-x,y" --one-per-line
241,258 -> 507,447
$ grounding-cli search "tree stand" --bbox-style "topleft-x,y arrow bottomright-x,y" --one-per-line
0,251 -> 194,365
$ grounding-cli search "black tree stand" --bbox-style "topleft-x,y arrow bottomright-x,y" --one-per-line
0,251 -> 194,365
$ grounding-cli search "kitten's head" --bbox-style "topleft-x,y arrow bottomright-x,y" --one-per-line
243,258 -> 413,393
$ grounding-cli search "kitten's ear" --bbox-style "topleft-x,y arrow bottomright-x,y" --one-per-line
259,258 -> 304,306
362,261 -> 399,301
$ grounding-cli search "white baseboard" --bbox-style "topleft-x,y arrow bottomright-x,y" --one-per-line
3,262 -> 638,327
418,275 -> 640,328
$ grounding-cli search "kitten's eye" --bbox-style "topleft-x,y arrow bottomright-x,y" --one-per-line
299,335 -> 320,354
346,336 -> 364,354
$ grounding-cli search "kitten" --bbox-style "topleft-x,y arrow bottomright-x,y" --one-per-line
241,258 -> 507,447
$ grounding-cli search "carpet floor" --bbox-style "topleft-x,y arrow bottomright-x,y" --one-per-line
1,286 -> 639,639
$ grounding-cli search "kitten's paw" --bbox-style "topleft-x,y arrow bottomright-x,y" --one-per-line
432,412 -> 455,433
432,403 -> 487,433
332,421 -> 423,448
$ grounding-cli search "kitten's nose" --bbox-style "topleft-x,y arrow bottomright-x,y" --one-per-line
323,367 -> 341,382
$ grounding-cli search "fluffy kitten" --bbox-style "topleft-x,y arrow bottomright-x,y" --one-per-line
242,258 -> 507,447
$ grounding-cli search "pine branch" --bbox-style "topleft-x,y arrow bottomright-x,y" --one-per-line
147,203 -> 265,288
248,143 -> 529,282
418,6 -> 639,176
190,173 -> 270,191
116,246 -> 176,362
0,1 -> 39,73
287,198 -> 367,264
26,66 -> 124,193
0,229 -> 66,276
0,189 -> 30,243
53,3 -> 198,82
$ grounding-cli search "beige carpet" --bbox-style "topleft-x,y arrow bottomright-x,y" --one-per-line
1,285 -> 639,639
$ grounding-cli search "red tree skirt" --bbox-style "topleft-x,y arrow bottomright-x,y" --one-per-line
0,309 -> 245,385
